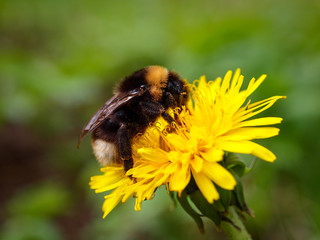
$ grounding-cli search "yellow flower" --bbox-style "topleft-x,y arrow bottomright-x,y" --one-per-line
90,69 -> 286,218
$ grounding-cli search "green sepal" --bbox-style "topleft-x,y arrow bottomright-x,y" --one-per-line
216,186 -> 231,212
243,157 -> 257,176
224,152 -> 247,177
189,190 -> 221,226
168,190 -> 177,209
211,199 -> 225,212
229,169 -> 252,216
177,191 -> 205,233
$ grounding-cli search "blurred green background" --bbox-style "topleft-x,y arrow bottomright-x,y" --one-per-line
1,0 -> 319,239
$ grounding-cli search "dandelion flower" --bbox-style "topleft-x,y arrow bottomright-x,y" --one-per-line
90,69 -> 285,217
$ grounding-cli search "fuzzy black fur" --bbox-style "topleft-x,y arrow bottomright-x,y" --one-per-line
117,68 -> 147,93
90,67 -> 189,172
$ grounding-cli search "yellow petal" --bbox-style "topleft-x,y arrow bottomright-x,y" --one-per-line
93,179 -> 126,193
199,148 -> 224,162
100,165 -> 123,172
191,154 -> 203,172
232,74 -> 244,95
167,151 -> 182,163
245,74 -> 266,97
122,187 -> 138,203
220,127 -> 280,141
221,70 -> 233,93
128,164 -> 158,178
127,162 -> 161,176
198,75 -> 208,89
169,162 -> 190,192
202,162 -> 236,190
192,169 -> 219,203
235,96 -> 286,122
137,148 -> 168,163
190,125 -> 207,141
102,193 -> 123,218
227,91 -> 247,115
135,198 -> 142,211
234,117 -> 283,128
166,134 -> 187,151
216,140 -> 276,162
230,68 -> 241,89
154,172 -> 170,186
163,160 -> 178,174
90,172 -> 124,192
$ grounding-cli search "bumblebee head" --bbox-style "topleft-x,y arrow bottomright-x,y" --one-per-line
118,65 -> 169,101
166,71 -> 189,107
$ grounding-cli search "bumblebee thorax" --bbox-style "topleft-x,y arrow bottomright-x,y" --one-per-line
145,66 -> 168,101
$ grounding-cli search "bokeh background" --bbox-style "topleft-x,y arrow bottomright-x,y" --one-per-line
1,0 -> 319,239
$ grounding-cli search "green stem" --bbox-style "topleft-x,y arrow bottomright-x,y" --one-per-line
220,206 -> 252,240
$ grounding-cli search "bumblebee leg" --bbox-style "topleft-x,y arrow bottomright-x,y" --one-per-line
116,124 -> 133,172
161,112 -> 176,133
163,92 -> 177,108
123,159 -> 133,173
162,112 -> 174,124
139,101 -> 164,117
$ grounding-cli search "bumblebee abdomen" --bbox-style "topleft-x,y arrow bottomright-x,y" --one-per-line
91,139 -> 119,166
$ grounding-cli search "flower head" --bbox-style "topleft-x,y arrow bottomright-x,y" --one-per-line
90,69 -> 285,217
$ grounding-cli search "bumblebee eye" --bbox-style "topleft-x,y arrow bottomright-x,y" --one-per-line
140,85 -> 146,91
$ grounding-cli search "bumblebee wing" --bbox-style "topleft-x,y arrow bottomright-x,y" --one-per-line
78,87 -> 146,147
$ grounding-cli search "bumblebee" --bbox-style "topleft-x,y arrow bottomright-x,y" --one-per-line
78,66 -> 189,172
